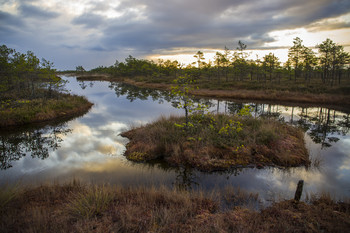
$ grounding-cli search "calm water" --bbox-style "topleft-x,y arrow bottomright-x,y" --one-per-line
1,76 -> 349,203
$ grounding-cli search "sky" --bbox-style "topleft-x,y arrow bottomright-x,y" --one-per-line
1,0 -> 350,70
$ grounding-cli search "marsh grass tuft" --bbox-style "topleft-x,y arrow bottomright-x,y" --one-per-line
67,184 -> 114,219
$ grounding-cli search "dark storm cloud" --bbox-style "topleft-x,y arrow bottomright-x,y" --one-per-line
92,0 -> 350,53
18,3 -> 59,19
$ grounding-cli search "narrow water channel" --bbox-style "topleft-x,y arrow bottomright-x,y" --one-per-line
1,76 -> 349,203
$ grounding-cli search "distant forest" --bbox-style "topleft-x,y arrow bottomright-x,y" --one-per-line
79,37 -> 350,87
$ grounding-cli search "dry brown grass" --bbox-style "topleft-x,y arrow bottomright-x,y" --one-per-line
1,183 -> 349,233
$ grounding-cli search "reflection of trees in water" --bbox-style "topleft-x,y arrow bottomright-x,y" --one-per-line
108,82 -> 172,103
298,108 -> 349,148
132,159 -> 244,191
77,80 -> 94,90
128,160 -> 200,191
108,82 -> 215,111
173,166 -> 245,191
222,101 -> 349,149
217,101 -> 284,120
173,167 -> 199,191
167,166 -> 245,191
0,124 -> 71,170
210,100 -> 349,148
247,103 -> 285,121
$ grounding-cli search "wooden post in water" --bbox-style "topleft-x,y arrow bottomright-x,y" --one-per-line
294,180 -> 304,202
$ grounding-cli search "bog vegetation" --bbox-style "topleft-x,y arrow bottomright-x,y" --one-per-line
0,45 -> 92,127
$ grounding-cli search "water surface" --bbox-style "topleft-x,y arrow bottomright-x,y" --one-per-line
1,76 -> 349,203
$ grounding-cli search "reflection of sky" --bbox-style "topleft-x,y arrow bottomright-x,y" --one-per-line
1,77 -> 350,202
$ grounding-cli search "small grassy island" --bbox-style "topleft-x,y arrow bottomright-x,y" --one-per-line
0,45 -> 93,127
122,114 -> 309,171
0,93 -> 92,127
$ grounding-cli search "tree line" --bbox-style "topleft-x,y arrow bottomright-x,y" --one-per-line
82,37 -> 350,87
0,45 -> 63,100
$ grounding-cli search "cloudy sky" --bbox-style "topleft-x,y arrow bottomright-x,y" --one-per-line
1,0 -> 350,70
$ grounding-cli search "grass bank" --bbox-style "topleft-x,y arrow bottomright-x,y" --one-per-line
121,114 -> 309,171
1,182 -> 349,233
0,93 -> 93,128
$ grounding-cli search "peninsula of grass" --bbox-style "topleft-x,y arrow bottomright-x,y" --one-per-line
0,92 -> 93,128
1,182 -> 349,232
121,114 -> 310,171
